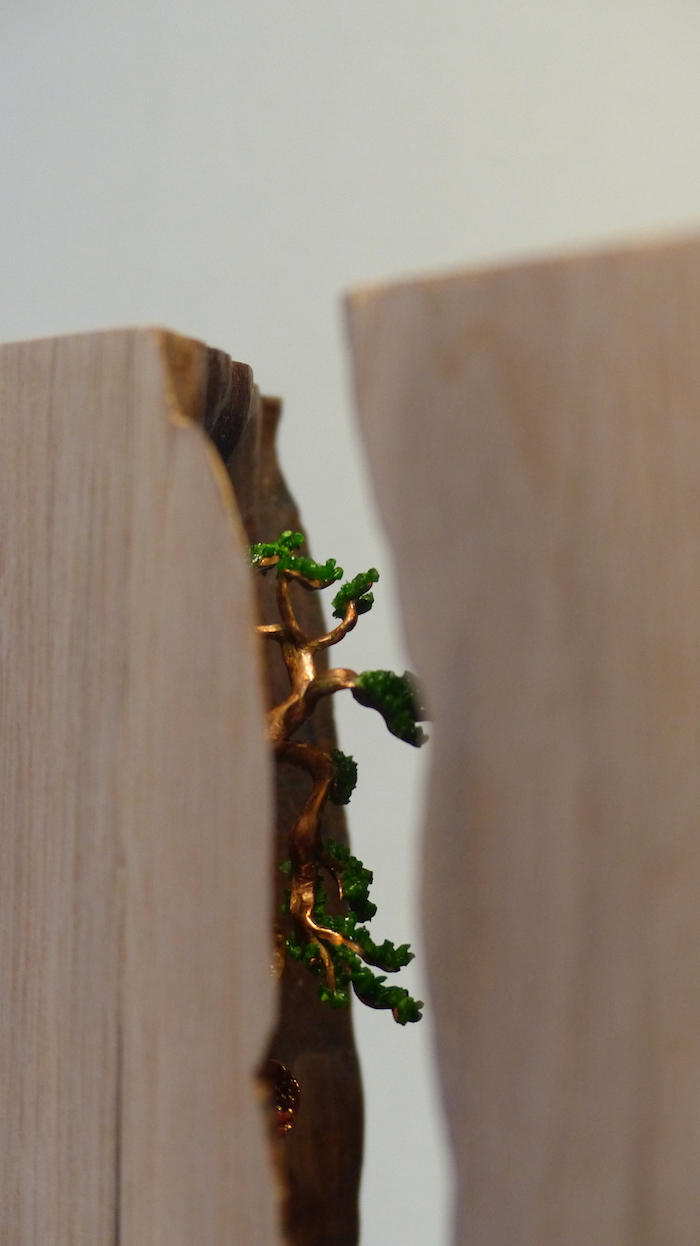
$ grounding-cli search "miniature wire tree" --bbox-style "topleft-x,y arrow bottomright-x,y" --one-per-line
251,530 -> 427,1025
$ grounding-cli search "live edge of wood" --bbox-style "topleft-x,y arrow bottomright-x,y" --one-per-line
227,394 -> 363,1246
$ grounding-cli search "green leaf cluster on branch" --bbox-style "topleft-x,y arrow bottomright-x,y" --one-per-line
325,838 -> 375,920
331,568 -> 378,618
251,529 -> 428,1027
287,935 -> 423,1027
283,842 -> 423,1025
351,669 -> 428,747
249,529 -> 343,586
329,748 -> 358,806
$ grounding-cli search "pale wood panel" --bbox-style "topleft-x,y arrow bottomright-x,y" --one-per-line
347,235 -> 700,1246
0,328 -> 279,1245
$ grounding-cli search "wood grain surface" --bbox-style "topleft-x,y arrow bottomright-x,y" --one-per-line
347,234 -> 700,1246
0,328 -> 279,1245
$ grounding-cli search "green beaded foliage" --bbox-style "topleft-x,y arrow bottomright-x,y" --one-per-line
284,866 -> 423,1025
249,529 -> 343,587
331,568 -> 379,619
248,529 -> 303,564
329,749 -> 358,806
352,669 -> 428,747
325,837 -> 376,921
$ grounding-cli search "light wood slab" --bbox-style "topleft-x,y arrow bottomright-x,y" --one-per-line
0,328 -> 279,1245
347,235 -> 700,1246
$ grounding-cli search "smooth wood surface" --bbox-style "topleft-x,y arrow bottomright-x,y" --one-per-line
0,328 -> 279,1245
347,234 -> 700,1246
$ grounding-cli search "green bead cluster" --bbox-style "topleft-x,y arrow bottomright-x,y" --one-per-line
283,843 -> 423,1025
329,749 -> 358,806
331,568 -> 379,619
248,529 -> 342,586
352,669 -> 428,747
325,837 -> 375,920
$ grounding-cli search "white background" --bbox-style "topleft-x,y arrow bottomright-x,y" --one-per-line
3,3 -> 700,1242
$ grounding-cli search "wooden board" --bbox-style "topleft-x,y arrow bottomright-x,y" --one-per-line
347,234 -> 700,1246
0,328 -> 279,1245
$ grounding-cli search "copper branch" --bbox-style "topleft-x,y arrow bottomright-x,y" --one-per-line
277,741 -> 364,965
304,669 -> 357,713
275,574 -> 308,648
309,602 -> 358,652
